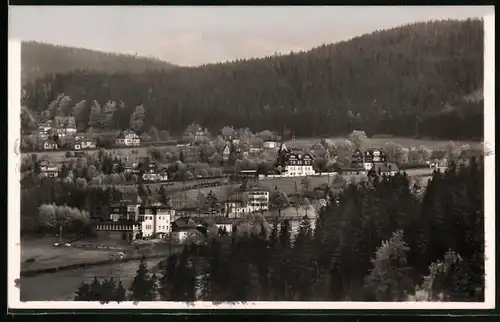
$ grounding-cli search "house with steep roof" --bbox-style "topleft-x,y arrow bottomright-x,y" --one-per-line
430,150 -> 448,168
95,203 -> 174,241
275,143 -> 315,177
369,162 -> 399,176
115,130 -> 140,147
74,137 -> 97,150
171,217 -> 200,243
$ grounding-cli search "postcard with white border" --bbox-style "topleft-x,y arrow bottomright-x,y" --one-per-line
8,5 -> 496,312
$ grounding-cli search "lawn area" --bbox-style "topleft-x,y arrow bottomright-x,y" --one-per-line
286,136 -> 482,150
21,237 -> 119,271
258,176 -> 335,195
20,257 -> 162,301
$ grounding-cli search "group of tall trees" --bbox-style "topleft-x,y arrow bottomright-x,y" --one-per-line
23,19 -> 483,140
74,157 -> 485,302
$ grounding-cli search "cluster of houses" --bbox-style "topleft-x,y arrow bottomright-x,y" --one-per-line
37,120 -> 98,151
111,161 -> 169,182
93,185 -> 272,243
36,120 -> 143,151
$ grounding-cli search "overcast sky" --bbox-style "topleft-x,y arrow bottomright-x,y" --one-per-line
9,6 -> 493,66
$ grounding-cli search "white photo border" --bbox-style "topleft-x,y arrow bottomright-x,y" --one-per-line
7,11 -> 496,311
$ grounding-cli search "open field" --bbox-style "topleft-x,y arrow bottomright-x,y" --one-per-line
286,136 -> 482,150
167,168 -> 435,208
20,257 -> 162,301
21,237 -> 120,271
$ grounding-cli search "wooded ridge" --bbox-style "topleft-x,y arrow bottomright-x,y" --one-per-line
22,19 -> 484,141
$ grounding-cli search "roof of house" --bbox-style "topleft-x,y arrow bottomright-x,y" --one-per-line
226,198 -> 245,204
431,150 -> 447,159
117,130 -> 138,139
372,162 -> 399,173
173,217 -> 198,229
283,151 -> 314,162
95,219 -> 138,225
121,187 -> 142,204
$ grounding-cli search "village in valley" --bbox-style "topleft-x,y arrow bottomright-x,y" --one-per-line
21,111 -> 481,249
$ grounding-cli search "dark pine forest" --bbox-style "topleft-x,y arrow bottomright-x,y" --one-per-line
22,19 -> 484,140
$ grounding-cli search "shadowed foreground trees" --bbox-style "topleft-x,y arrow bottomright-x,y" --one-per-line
75,158 -> 484,302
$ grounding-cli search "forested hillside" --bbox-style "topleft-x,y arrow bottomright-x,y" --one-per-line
21,41 -> 176,84
22,19 -> 484,140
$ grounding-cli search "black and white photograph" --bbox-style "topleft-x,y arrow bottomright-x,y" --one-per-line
8,5 -> 495,310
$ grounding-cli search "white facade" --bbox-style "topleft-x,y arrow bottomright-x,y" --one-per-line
116,133 -> 141,146
284,165 -> 315,177
75,140 -> 96,150
142,173 -> 169,182
246,190 -> 269,212
363,162 -> 374,172
263,141 -> 278,149
140,208 -> 174,238
225,201 -> 248,218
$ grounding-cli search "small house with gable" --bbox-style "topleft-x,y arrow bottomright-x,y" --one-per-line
115,131 -> 141,147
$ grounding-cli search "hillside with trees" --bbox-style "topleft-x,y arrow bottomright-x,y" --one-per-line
21,41 -> 176,84
22,19 -> 484,140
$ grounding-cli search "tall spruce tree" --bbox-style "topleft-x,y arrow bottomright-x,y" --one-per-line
365,230 -> 413,301
129,256 -> 156,301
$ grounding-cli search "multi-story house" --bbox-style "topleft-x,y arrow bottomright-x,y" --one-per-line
224,187 -> 270,217
352,148 -> 387,171
369,162 -> 399,176
224,199 -> 248,218
276,143 -> 315,177
138,204 -> 174,239
115,131 -> 141,147
95,202 -> 175,241
245,188 -> 270,213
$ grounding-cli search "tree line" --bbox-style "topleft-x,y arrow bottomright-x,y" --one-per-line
74,157 -> 485,302
23,19 -> 483,141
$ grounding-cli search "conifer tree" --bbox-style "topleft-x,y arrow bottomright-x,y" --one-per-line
158,253 -> 178,301
100,277 -> 117,304
74,282 -> 91,301
114,281 -> 127,302
129,256 -> 155,301
290,215 -> 317,300
365,230 -> 413,301
89,276 -> 103,301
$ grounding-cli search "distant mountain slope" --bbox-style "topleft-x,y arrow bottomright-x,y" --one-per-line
21,41 -> 176,84
23,19 -> 484,140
